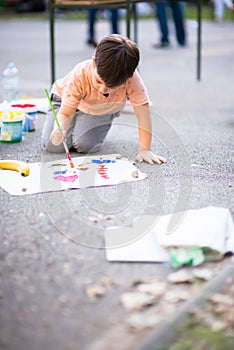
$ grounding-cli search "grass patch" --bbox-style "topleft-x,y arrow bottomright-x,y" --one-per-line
161,316 -> 234,350
0,4 -> 233,21
185,4 -> 234,21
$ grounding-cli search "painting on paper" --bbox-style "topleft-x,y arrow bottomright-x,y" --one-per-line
0,154 -> 146,195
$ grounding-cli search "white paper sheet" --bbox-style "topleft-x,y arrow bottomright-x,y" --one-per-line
105,215 -> 170,262
0,154 -> 146,196
105,207 -> 234,262
156,206 -> 234,254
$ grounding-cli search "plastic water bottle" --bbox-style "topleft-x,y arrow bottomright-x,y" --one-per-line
2,62 -> 20,103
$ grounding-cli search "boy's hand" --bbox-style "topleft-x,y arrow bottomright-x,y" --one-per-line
50,128 -> 65,145
137,150 -> 167,165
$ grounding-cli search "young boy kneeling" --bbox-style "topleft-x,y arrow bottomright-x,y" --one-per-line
41,34 -> 166,165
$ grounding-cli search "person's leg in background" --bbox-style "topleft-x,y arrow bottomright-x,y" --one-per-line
87,8 -> 98,47
214,0 -> 225,22
154,1 -> 170,48
214,0 -> 234,22
170,1 -> 186,46
110,9 -> 119,34
87,8 -> 119,47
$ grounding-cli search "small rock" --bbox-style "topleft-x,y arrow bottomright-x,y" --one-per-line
120,292 -> 157,311
127,313 -> 160,331
164,289 -> 191,303
167,269 -> 194,284
136,282 -> 167,297
211,320 -> 229,332
131,170 -> 139,178
192,267 -> 214,281
115,154 -> 122,159
86,285 -> 106,301
100,276 -> 116,288
209,293 -> 234,306
213,303 -> 230,314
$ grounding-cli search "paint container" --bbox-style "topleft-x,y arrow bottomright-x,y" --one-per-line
0,112 -> 24,143
22,112 -> 37,132
10,104 -> 37,132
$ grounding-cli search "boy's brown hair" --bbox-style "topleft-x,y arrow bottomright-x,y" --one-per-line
95,34 -> 140,88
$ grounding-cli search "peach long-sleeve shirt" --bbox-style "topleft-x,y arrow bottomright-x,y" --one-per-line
52,59 -> 149,116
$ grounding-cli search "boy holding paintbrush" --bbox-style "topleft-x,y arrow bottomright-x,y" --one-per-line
41,34 -> 166,165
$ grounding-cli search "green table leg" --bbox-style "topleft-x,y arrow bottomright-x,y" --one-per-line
49,0 -> 55,84
197,0 -> 203,81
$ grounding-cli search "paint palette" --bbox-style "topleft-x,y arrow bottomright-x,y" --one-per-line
0,154 -> 146,195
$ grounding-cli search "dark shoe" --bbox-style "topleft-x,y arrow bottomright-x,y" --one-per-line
153,41 -> 170,49
87,38 -> 98,48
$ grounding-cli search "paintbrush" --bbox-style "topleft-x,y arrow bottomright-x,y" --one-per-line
45,89 -> 75,169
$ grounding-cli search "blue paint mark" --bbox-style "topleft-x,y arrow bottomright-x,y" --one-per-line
53,170 -> 68,175
91,159 -> 116,164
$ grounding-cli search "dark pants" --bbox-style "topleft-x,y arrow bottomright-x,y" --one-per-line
156,1 -> 186,46
88,9 -> 119,40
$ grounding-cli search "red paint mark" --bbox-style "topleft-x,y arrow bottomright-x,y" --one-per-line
11,103 -> 36,108
54,174 -> 78,182
98,164 -> 109,179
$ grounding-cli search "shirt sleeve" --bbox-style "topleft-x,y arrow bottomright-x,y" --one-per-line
126,70 -> 150,106
61,72 -> 83,109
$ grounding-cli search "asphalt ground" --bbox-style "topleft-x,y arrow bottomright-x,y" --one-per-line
0,13 -> 234,350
